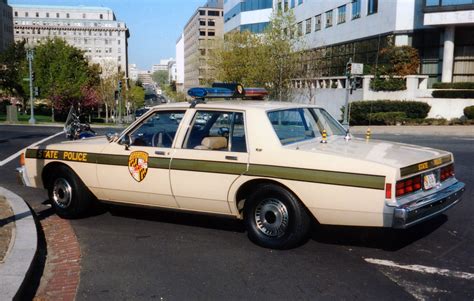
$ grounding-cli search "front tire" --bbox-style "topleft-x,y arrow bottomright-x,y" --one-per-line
244,184 -> 311,249
47,165 -> 93,218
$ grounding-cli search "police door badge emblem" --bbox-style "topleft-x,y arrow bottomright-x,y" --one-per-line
128,151 -> 149,182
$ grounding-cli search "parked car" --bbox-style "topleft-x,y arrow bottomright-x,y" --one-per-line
17,100 -> 465,249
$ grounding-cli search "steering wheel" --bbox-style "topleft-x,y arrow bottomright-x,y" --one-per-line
152,131 -> 174,147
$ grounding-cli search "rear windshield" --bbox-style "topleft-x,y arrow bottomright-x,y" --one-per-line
267,108 -> 346,145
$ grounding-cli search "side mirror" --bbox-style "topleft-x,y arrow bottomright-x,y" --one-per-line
106,132 -> 119,142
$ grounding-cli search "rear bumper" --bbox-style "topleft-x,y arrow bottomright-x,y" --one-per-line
392,181 -> 465,229
16,166 -> 32,187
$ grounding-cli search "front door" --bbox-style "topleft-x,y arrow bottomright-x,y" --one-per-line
170,110 -> 249,214
97,110 -> 186,208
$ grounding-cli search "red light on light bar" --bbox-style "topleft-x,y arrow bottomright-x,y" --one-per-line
244,88 -> 268,100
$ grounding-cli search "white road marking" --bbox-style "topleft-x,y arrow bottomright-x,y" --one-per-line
365,258 -> 474,280
0,131 -> 64,167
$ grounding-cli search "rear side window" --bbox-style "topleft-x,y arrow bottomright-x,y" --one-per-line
184,111 -> 247,152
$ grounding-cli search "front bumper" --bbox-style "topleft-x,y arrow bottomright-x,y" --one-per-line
16,166 -> 32,187
392,181 -> 465,229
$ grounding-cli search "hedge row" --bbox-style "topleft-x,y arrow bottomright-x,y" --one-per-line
432,82 -> 474,89
432,90 -> 474,99
367,112 -> 407,125
465,106 -> 474,119
370,77 -> 406,91
347,100 -> 431,125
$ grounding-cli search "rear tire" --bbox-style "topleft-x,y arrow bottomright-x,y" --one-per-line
244,184 -> 311,249
47,165 -> 93,218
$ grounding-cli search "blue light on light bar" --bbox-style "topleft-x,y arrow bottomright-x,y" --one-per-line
188,87 -> 234,98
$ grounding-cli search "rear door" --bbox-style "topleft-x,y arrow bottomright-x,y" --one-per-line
170,110 -> 249,214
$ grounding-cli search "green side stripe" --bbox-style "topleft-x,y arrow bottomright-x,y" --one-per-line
25,148 -> 385,190
171,158 -> 247,175
247,164 -> 385,190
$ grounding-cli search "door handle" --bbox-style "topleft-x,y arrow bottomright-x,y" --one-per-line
225,155 -> 238,161
155,151 -> 166,156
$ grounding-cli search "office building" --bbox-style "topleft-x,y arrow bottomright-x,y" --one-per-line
11,4 -> 130,77
0,0 -> 14,52
175,33 -> 185,92
183,0 -> 224,92
224,0 -> 273,33
277,0 -> 474,84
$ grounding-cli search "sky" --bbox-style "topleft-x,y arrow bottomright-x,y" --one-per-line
9,0 -> 205,71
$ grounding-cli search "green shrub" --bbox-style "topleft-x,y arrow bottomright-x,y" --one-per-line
432,82 -> 474,89
367,112 -> 407,125
464,105 -> 474,119
432,90 -> 474,98
370,77 -> 406,91
346,100 -> 431,125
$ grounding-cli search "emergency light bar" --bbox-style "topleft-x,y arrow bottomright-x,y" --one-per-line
187,87 -> 235,99
242,87 -> 268,100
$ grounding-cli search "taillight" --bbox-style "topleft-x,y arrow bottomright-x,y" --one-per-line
440,164 -> 454,181
396,175 -> 422,197
20,153 -> 25,166
385,183 -> 392,199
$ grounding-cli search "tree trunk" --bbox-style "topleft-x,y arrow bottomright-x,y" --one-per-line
105,103 -> 109,124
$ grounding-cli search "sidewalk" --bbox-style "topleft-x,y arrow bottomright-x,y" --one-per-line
350,125 -> 474,137
0,187 -> 37,300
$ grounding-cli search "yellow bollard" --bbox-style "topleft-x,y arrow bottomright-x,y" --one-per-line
366,127 -> 371,140
321,129 -> 328,144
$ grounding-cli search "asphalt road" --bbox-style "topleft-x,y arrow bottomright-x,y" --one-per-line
0,125 -> 473,300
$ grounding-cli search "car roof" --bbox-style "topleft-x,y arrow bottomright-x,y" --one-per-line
152,101 -> 321,112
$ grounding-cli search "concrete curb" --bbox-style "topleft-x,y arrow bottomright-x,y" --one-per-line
350,125 -> 474,137
0,187 -> 38,300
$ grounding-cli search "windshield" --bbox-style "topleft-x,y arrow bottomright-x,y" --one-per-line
267,108 -> 346,145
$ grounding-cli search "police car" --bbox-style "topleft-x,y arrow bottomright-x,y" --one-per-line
17,84 -> 465,249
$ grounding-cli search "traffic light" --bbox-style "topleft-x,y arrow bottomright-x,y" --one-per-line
34,87 -> 40,97
114,90 -> 119,100
345,63 -> 352,77
31,71 -> 35,82
118,80 -> 122,92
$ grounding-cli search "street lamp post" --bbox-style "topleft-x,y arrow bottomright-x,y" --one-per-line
26,48 -> 36,124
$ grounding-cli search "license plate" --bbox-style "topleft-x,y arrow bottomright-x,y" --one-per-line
423,173 -> 436,190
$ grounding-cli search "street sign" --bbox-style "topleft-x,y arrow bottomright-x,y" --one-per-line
351,63 -> 364,75
23,78 -> 30,81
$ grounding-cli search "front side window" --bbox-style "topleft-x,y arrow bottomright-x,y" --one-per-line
184,111 -> 247,152
122,110 -> 185,148
267,108 -> 346,145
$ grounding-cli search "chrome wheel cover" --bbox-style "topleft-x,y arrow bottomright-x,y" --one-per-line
52,178 -> 72,209
254,198 -> 289,237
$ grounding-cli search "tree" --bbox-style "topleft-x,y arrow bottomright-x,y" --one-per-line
127,82 -> 145,109
0,41 -> 28,102
152,70 -> 168,87
32,38 -> 100,113
377,46 -> 420,76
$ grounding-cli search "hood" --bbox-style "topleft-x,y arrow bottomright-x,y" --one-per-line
59,135 -> 109,146
291,136 -> 450,169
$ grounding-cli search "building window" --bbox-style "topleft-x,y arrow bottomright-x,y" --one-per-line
56,13 -> 60,18
35,12 -> 39,17
83,13 -> 86,18
368,0 -> 378,15
208,20 -> 215,26
67,13 -> 70,18
100,14 -> 103,19
305,18 -> 312,34
325,10 -> 332,28
199,10 -> 205,16
208,31 -> 215,36
118,56 -> 121,62
315,14 -> 321,31
290,0 -> 295,8
298,0 -> 303,4
297,21 -> 303,36
352,0 -> 361,19
208,10 -> 220,16
200,31 -> 206,36
14,11 -> 18,17
200,20 -> 206,26
118,39 -> 121,45
338,5 -> 346,24
25,12 -> 28,17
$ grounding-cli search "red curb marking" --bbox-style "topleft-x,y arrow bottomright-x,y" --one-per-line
35,215 -> 81,301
